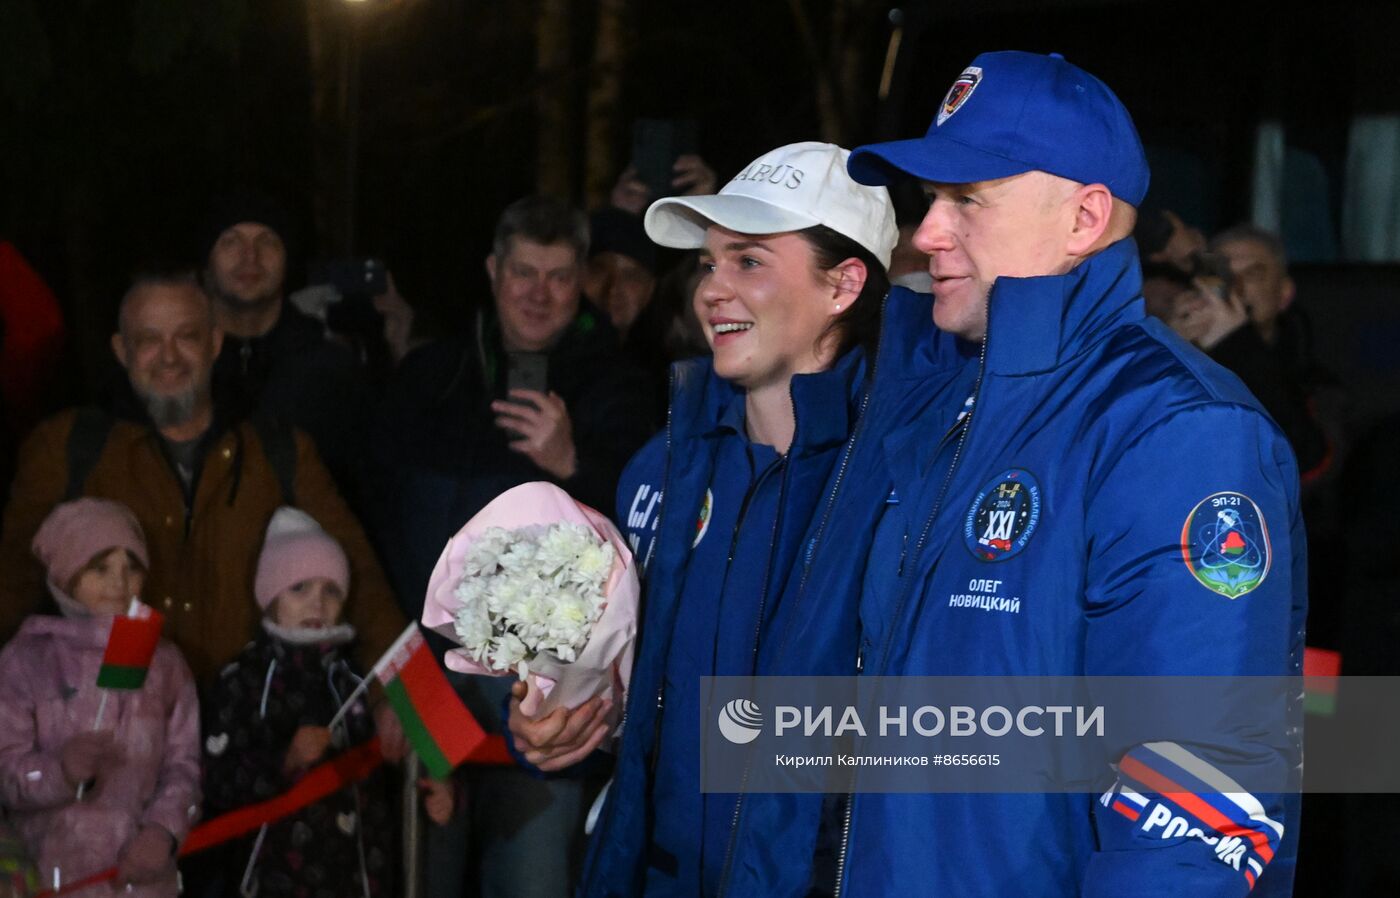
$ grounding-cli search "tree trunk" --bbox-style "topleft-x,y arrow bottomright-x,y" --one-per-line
535,0 -> 574,199
306,0 -> 354,256
584,0 -> 628,209
786,0 -> 845,145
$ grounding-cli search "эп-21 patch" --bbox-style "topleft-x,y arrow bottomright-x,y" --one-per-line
1180,491 -> 1270,598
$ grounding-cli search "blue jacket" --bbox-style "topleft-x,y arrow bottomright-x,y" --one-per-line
579,347 -> 870,897
727,239 -> 1304,897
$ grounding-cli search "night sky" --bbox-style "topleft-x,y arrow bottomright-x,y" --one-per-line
1,0 -> 1395,398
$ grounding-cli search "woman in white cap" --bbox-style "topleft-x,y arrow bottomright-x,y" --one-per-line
508,142 -> 896,896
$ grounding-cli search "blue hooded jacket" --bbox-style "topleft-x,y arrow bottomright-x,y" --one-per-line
579,346 -> 870,897
724,238 -> 1304,898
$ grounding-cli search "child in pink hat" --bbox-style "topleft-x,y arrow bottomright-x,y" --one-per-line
0,498 -> 200,896
202,507 -> 453,897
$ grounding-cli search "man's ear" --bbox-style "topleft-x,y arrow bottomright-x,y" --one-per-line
485,254 -> 498,286
210,325 -> 224,357
111,333 -> 128,369
1066,183 -> 1115,256
829,257 -> 869,316
1280,275 -> 1296,312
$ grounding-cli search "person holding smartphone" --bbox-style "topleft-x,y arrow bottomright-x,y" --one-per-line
507,142 -> 896,896
363,196 -> 656,898
1162,254 -> 1329,478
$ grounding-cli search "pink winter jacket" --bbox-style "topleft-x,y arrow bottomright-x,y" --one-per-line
0,614 -> 200,896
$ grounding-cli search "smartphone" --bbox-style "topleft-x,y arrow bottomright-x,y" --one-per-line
501,353 -> 548,439
631,119 -> 700,200
505,352 -> 549,401
320,257 -> 388,296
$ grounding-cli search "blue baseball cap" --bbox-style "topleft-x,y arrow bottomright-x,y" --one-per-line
848,51 -> 1150,206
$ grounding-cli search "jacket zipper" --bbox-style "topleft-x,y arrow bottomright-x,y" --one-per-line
716,400 -> 802,894
833,330 -> 989,898
717,297 -> 886,898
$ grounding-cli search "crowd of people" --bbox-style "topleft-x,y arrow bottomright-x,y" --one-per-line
0,46 -> 1378,898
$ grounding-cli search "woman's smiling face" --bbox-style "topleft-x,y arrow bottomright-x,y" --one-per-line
694,225 -> 841,391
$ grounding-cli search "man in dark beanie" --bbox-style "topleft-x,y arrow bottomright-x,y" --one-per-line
201,190 -> 365,494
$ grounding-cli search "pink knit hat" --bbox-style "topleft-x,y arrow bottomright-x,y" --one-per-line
254,507 -> 350,609
32,498 -> 149,593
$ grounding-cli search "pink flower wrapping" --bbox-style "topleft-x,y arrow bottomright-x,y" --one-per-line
421,482 -> 638,717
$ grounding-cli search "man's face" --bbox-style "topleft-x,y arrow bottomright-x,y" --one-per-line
112,283 -> 223,426
1216,237 -> 1293,335
487,238 -> 582,352
206,222 -> 287,308
583,251 -> 656,335
912,172 -> 1077,341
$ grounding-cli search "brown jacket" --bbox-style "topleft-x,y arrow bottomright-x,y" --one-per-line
0,409 -> 406,683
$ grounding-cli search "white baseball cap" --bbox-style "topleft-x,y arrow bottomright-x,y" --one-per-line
643,141 -> 897,269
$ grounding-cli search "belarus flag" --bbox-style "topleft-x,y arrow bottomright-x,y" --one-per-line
96,599 -> 164,690
372,624 -> 497,778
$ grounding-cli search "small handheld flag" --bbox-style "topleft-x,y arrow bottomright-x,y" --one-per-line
96,599 -> 164,691
1303,646 -> 1341,717
368,624 -> 491,779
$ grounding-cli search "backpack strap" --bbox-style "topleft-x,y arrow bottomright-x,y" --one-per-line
250,414 -> 298,507
64,408 -> 115,500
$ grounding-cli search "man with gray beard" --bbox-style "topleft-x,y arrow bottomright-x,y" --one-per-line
0,272 -> 410,704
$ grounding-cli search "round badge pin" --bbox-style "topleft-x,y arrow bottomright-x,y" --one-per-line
963,468 -> 1042,562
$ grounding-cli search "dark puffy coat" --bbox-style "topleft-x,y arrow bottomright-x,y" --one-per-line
202,624 -> 395,898
213,304 -> 366,493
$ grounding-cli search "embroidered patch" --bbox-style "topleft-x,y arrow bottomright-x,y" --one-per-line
1181,492 -> 1271,598
692,489 -> 713,548
205,733 -> 229,756
938,66 -> 983,126
964,468 -> 1042,562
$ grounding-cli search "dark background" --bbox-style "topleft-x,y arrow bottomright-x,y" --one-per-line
2,2 -> 1399,895
2,0 -> 1397,405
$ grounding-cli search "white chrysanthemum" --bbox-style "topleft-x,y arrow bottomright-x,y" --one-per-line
462,528 -> 510,575
497,536 -> 539,573
453,576 -> 487,607
451,521 -> 615,673
453,602 -> 493,658
489,632 -> 528,670
534,523 -> 586,565
568,541 -> 615,588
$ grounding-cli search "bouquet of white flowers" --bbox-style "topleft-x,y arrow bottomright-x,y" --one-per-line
421,482 -> 638,716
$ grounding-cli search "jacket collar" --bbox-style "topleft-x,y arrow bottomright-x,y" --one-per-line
668,348 -> 865,454
874,239 -> 1146,381
19,609 -> 115,647
983,237 -> 1145,376
473,301 -> 622,383
878,286 -> 976,382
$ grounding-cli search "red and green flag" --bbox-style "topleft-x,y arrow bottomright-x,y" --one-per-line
1303,646 -> 1341,717
96,600 -> 164,690
372,624 -> 492,778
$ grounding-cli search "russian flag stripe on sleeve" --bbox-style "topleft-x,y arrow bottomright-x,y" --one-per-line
96,603 -> 164,690
1137,741 -> 1284,840
373,624 -> 490,779
1118,754 -> 1277,864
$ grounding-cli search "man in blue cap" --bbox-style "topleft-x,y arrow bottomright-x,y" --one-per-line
725,51 -> 1304,896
